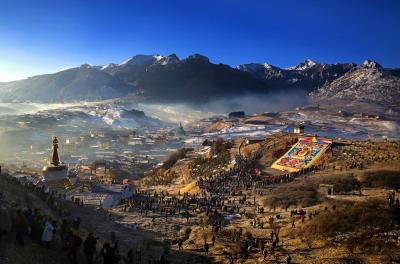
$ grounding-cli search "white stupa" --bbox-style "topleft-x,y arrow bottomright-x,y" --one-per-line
42,137 -> 68,181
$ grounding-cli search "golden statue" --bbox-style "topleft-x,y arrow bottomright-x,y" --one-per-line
42,136 -> 68,181
51,137 -> 60,166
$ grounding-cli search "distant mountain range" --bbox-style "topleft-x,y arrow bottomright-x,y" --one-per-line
238,59 -> 356,92
103,53 -> 267,103
0,54 -> 398,106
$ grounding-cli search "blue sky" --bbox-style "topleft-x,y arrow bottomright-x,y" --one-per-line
0,0 -> 399,81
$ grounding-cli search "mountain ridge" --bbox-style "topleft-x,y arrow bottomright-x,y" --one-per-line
237,59 -> 358,92
0,54 -> 398,106
310,60 -> 400,106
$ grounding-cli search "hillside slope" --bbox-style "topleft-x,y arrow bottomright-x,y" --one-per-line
0,65 -> 134,102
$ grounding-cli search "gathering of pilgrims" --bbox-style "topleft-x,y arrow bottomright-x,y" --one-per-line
116,148 -> 322,263
0,138 -> 321,264
120,144 -> 322,230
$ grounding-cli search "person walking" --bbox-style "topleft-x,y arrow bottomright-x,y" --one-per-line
13,210 -> 28,245
101,243 -> 117,264
67,231 -> 82,264
41,219 -> 55,249
284,254 -> 292,264
204,242 -> 209,255
83,233 -> 98,264
262,247 -> 268,260
178,239 -> 183,250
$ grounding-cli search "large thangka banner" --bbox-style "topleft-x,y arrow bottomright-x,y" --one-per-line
271,137 -> 332,172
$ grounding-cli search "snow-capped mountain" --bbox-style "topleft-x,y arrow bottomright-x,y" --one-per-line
237,62 -> 279,73
310,59 -> 400,106
286,59 -> 317,71
101,63 -> 118,70
237,60 -> 356,91
133,53 -> 266,103
237,59 -> 357,91
119,54 -> 163,66
153,54 -> 180,66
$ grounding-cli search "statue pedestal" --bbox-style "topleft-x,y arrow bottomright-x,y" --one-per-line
42,164 -> 68,181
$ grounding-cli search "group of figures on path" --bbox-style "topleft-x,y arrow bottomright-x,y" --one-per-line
0,174 -> 171,264
387,191 -> 400,208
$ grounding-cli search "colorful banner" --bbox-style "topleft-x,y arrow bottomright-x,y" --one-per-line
271,137 -> 332,172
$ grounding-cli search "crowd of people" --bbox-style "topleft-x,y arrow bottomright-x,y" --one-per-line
0,174 -> 172,264
0,137 -> 311,264
198,145 -> 318,197
117,142 -> 303,263
387,191 -> 400,208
